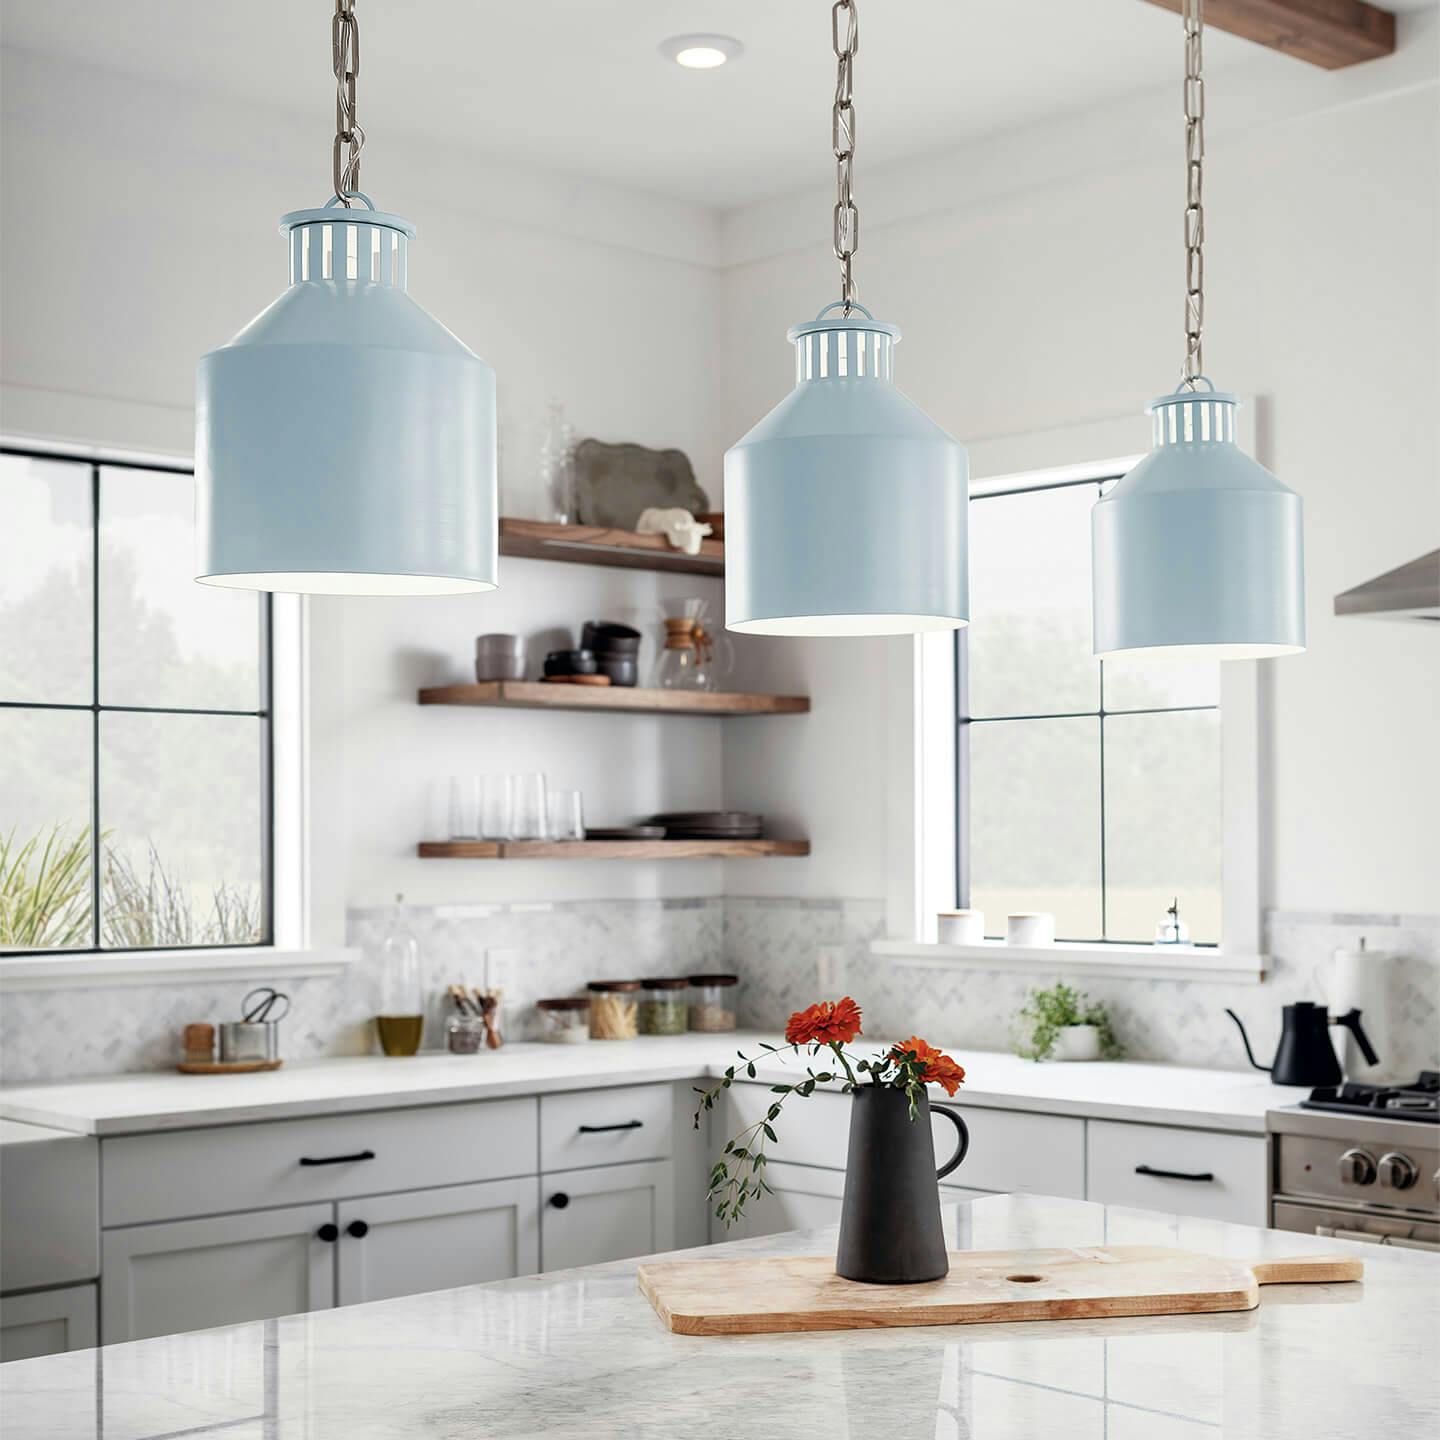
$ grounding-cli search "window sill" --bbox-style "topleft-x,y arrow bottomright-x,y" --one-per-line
0,947 -> 359,992
870,938 -> 1267,984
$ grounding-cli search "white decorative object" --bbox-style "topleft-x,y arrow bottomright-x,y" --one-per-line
1330,940 -> 1399,1084
636,507 -> 713,556
937,910 -> 985,946
1051,1024 -> 1103,1062
1007,913 -> 1056,947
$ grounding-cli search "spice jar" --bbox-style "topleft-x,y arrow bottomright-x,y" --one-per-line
587,980 -> 642,1040
688,974 -> 739,1032
445,1014 -> 487,1054
537,997 -> 591,1044
639,978 -> 689,1035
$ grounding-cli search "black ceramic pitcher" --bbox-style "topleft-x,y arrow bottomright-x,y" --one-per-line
835,1086 -> 970,1284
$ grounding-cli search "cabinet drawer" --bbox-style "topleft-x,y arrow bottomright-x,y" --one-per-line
102,1098 -> 538,1227
725,1086 -> 1084,1199
1087,1120 -> 1266,1225
540,1084 -> 673,1172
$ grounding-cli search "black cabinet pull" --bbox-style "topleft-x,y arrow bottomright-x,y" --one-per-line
299,1149 -> 376,1167
549,1192 -> 570,1209
346,1219 -> 369,1239
1135,1163 -> 1215,1183
577,1120 -> 643,1134
317,1223 -> 339,1243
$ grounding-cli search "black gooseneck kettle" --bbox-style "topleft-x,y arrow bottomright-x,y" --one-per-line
1225,1002 -> 1379,1087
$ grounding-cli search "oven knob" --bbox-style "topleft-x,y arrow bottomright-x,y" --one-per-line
1337,1148 -> 1377,1186
1377,1152 -> 1417,1190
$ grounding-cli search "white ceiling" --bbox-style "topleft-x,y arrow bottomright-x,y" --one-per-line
2,0 -> 1431,209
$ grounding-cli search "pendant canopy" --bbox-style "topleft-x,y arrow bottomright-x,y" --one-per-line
1092,387 -> 1304,660
724,307 -> 968,636
196,201 -> 497,595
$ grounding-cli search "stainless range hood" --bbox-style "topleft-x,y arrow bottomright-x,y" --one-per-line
1334,550 -> 1440,623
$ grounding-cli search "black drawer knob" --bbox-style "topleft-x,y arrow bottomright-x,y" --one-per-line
346,1219 -> 369,1239
548,1192 -> 570,1210
317,1223 -> 339,1243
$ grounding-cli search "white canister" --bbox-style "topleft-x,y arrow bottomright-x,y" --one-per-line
1007,912 -> 1056,947
1330,941 -> 1398,1084
937,910 -> 985,945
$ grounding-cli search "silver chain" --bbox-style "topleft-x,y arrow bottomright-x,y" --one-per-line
332,0 -> 365,204
832,0 -> 859,314
1182,0 -> 1205,387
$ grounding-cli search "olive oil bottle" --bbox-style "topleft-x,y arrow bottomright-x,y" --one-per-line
376,894 -> 423,1056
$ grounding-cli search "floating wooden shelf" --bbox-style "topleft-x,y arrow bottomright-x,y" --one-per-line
417,839 -> 810,861
418,682 -> 808,716
499,518 -> 723,576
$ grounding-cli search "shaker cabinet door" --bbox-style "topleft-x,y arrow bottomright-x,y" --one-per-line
540,1161 -> 674,1272
101,1203 -> 336,1343
336,1178 -> 540,1306
716,1161 -> 847,1244
0,1283 -> 97,1362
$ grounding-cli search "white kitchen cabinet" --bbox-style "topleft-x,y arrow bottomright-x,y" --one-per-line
1086,1119 -> 1267,1226
102,1203 -> 335,1343
719,1160 -> 847,1243
540,1160 -> 674,1271
0,1283 -> 97,1362
337,1179 -> 540,1305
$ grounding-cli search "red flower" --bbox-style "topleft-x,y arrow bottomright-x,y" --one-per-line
785,996 -> 863,1047
893,1036 -> 967,1097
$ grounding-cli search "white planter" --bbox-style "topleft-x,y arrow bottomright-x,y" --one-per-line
1050,1024 -> 1102,1062
936,909 -> 985,945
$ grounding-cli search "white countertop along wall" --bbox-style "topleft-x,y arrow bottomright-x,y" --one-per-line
1,1193 -> 1432,1440
0,1034 -> 1297,1136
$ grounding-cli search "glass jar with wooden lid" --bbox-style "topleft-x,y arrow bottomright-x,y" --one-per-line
687,974 -> 739,1032
639,978 -> 689,1035
586,980 -> 642,1040
536,996 -> 591,1044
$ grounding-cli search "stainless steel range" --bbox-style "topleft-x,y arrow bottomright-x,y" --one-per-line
1268,1072 -> 1439,1253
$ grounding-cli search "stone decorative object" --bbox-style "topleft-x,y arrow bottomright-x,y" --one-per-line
572,439 -> 708,530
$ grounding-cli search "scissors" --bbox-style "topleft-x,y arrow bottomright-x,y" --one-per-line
242,987 -> 291,1024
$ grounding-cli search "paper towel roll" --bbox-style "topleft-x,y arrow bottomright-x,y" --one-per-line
1330,942 -> 1400,1084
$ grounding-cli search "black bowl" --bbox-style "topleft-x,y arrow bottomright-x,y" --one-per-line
582,621 -> 642,655
596,654 -> 638,687
544,648 -> 598,676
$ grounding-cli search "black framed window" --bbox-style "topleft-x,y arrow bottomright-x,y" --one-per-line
957,475 -> 1221,945
0,448 -> 272,954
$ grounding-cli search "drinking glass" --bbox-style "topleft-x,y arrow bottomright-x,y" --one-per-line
547,789 -> 584,840
447,776 -> 480,839
480,774 -> 514,840
511,773 -> 549,840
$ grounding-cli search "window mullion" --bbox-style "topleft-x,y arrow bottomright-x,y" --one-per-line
89,462 -> 102,950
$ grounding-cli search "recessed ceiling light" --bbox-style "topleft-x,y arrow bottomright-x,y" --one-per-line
659,34 -> 743,69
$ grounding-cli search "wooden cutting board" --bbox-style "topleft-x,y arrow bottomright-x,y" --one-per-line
637,1245 -> 1361,1336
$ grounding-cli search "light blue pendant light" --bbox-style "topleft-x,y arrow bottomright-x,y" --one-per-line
724,0 -> 968,637
196,0 -> 497,596
1092,0 -> 1303,660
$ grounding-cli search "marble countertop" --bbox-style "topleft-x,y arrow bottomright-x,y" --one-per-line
0,1033 -> 1298,1136
2,1193 -> 1433,1439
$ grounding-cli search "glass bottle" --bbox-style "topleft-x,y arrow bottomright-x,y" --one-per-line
538,401 -> 576,523
376,893 -> 423,1056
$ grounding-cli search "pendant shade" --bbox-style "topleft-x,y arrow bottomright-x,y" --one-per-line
724,309 -> 968,636
196,203 -> 497,595
1091,388 -> 1304,660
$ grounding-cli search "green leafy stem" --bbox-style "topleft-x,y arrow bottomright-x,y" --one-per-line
692,1039 -> 938,1227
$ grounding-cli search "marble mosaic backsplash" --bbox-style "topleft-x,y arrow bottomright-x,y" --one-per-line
2,898 -> 1434,1084
725,900 -> 1440,1078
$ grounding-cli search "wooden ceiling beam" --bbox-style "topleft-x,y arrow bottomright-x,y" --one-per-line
1139,0 -> 1396,70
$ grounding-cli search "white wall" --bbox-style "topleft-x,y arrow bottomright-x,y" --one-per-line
719,49 -> 1440,916
1,49 -> 732,907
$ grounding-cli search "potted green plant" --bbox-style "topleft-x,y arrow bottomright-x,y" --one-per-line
1014,982 -> 1122,1062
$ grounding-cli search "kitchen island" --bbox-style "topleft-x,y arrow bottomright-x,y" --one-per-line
1,1193 -> 1433,1439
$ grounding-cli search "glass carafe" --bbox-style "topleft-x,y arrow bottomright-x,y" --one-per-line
653,598 -> 733,691
376,894 -> 423,1056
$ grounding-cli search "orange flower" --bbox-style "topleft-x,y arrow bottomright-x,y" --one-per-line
893,1036 -> 967,1097
785,996 -> 863,1047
